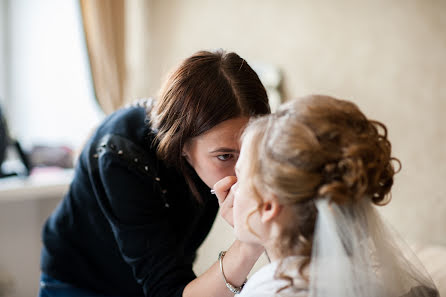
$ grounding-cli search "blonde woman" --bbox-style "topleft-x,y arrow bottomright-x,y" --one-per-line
215,95 -> 439,297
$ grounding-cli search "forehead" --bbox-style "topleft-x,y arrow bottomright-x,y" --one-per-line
195,117 -> 249,145
237,132 -> 256,170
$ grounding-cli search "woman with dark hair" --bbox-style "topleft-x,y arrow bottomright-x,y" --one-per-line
39,49 -> 270,297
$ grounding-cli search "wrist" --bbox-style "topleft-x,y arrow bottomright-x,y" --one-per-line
218,251 -> 247,294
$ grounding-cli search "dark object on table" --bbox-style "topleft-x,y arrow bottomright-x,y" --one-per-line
29,145 -> 74,169
0,104 -> 31,178
399,286 -> 439,297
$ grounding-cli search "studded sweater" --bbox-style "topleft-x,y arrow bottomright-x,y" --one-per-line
40,103 -> 219,297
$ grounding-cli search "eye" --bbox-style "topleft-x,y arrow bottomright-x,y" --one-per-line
217,154 -> 233,161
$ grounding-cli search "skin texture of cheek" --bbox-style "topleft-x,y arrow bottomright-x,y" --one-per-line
182,116 -> 247,188
183,138 -> 239,188
234,211 -> 263,244
193,157 -> 237,189
233,192 -> 263,244
184,142 -> 229,188
193,157 -> 219,188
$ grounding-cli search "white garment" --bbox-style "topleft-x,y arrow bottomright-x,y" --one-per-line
239,257 -> 308,297
308,199 -> 439,297
238,198 -> 439,297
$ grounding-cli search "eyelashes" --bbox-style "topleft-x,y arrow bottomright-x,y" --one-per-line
217,154 -> 234,161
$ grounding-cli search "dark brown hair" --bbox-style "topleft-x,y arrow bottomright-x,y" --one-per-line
241,95 -> 401,292
150,49 -> 270,200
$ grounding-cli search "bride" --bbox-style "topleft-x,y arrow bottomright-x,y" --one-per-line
216,95 -> 439,297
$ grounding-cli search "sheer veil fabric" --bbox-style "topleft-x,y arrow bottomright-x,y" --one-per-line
308,199 -> 439,297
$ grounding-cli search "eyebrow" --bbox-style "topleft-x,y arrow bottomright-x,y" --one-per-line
209,148 -> 240,154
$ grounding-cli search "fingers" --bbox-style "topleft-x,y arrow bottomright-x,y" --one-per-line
213,176 -> 238,227
223,185 -> 235,207
213,176 -> 237,205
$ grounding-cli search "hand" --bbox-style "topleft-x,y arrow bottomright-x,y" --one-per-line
213,176 -> 237,227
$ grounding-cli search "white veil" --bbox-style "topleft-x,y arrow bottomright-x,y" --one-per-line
308,198 -> 439,297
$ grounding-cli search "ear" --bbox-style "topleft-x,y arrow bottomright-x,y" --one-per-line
182,141 -> 191,162
260,196 -> 282,223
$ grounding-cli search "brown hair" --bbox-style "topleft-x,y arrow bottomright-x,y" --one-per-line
150,49 -> 270,201
241,94 -> 401,291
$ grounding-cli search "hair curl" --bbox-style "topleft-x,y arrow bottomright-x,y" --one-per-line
241,94 -> 401,292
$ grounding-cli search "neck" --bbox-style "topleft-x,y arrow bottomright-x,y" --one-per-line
262,219 -> 286,262
263,240 -> 282,262
262,224 -> 304,263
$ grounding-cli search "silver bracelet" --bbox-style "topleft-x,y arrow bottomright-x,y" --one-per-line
218,251 -> 247,294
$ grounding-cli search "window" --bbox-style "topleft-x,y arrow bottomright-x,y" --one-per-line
0,1 -> 7,107
1,0 -> 104,151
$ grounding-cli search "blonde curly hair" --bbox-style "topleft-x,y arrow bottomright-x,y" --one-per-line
241,95 -> 401,292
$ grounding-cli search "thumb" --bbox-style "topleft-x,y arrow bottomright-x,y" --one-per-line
213,176 -> 237,204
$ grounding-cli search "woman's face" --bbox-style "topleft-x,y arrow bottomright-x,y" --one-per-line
182,117 -> 249,189
232,138 -> 264,245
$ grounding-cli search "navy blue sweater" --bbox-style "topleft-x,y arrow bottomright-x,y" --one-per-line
41,104 -> 219,296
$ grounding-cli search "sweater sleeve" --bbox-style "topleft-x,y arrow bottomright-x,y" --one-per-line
88,135 -> 196,297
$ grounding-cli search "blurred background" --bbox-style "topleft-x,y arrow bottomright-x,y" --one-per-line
0,0 -> 445,296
